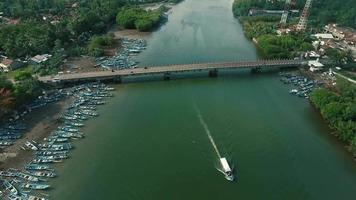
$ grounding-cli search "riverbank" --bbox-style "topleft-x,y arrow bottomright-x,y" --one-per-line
232,0 -> 313,59
231,0 -> 356,160
0,83 -> 115,199
0,97 -> 72,170
290,67 -> 356,160
59,1 -> 179,74
38,0 -> 356,199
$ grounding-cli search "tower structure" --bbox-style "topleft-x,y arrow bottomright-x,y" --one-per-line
280,0 -> 292,26
296,0 -> 313,31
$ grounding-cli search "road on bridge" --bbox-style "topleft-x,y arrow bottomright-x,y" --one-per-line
39,59 -> 305,83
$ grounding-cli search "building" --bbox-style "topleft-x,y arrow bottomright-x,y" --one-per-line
31,54 -> 52,64
0,59 -> 25,72
308,60 -> 324,72
305,51 -> 320,59
324,24 -> 356,60
313,33 -> 334,40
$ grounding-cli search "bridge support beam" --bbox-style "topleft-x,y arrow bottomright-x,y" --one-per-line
163,73 -> 171,81
251,67 -> 262,73
209,69 -> 218,78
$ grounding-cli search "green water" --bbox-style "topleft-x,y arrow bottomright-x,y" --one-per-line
50,0 -> 356,199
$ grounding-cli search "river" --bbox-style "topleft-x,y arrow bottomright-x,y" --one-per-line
50,0 -> 356,199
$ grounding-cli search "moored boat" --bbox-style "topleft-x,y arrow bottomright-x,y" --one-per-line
3,180 -> 18,195
21,183 -> 50,190
25,164 -> 53,171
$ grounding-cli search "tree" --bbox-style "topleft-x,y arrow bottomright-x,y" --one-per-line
14,71 -> 32,81
116,7 -> 163,31
310,88 -> 338,108
0,75 -> 13,90
322,102 -> 345,121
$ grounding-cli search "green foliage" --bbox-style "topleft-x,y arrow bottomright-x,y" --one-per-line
116,7 -> 164,31
233,0 -> 356,29
241,17 -> 278,39
0,21 -> 53,58
311,0 -> 356,29
0,0 -> 126,59
0,74 -> 14,90
232,0 -> 284,17
310,78 -> 356,153
88,33 -> 115,57
325,48 -> 348,64
310,88 -> 339,108
13,76 -> 41,104
0,72 -> 41,113
257,34 -> 313,59
236,14 -> 313,59
14,71 -> 32,81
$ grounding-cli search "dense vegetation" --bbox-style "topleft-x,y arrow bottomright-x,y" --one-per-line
239,16 -> 313,59
0,0 -> 181,119
116,6 -> 166,31
0,73 -> 42,119
311,0 -> 356,29
257,33 -> 312,59
232,0 -> 356,29
88,33 -> 116,57
240,16 -> 279,39
310,79 -> 356,155
0,0 -> 126,58
0,0 -> 177,59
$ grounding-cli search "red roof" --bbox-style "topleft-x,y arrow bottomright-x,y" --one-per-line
1,59 -> 13,67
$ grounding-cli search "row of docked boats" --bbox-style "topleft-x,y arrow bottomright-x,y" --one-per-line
97,38 -> 146,70
279,72 -> 321,99
0,90 -> 69,149
0,83 -> 115,200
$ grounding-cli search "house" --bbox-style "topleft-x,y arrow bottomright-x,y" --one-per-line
0,59 -> 25,72
308,60 -> 324,72
313,33 -> 334,40
305,51 -> 320,59
31,54 -> 52,64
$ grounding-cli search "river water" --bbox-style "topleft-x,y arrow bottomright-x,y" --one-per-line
50,0 -> 356,199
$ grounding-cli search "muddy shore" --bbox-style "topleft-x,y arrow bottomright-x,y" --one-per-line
0,97 -> 72,170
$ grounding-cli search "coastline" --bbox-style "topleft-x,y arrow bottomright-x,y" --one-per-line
0,97 -> 72,170
0,0 -> 181,172
299,68 -> 356,160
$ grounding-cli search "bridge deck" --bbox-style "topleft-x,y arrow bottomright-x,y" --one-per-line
39,59 -> 305,83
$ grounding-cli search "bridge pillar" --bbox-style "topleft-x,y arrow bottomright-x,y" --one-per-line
209,69 -> 218,78
163,73 -> 171,81
251,67 -> 262,73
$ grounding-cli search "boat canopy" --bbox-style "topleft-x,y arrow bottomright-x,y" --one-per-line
220,157 -> 232,172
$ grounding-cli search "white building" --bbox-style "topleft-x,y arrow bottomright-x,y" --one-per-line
308,60 -> 324,72
31,54 -> 52,64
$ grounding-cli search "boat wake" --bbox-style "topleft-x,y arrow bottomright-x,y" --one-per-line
194,104 -> 235,181
195,107 -> 221,159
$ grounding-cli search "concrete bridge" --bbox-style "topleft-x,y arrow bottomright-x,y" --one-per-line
39,59 -> 307,83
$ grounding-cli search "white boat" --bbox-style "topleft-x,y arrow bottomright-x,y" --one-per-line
16,172 -> 39,182
21,183 -> 50,190
3,180 -> 18,195
25,141 -> 38,151
220,157 -> 234,181
28,195 -> 48,200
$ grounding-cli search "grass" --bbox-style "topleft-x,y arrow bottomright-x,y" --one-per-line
6,65 -> 35,79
